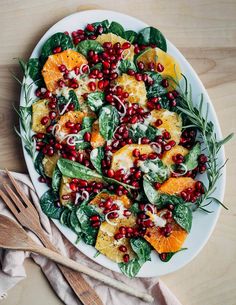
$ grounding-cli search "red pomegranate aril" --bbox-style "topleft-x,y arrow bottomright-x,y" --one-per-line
137,61 -> 144,70
91,221 -> 101,228
68,156 -> 76,161
161,79 -> 169,88
130,116 -> 138,124
38,176 -> 46,183
134,170 -> 142,179
36,133 -> 45,139
68,103 -> 75,111
49,111 -> 56,120
163,131 -> 171,140
123,210 -> 132,217
148,152 -> 158,160
108,212 -> 119,219
90,215 -> 100,222
88,81 -> 96,91
199,154 -> 208,164
135,73 -> 142,81
58,64 -> 66,72
86,23 -> 94,32
114,233 -> 123,240
154,182 -> 161,190
199,164 -> 207,173
65,121 -> 74,128
139,154 -> 148,161
41,116 -> 49,125
107,169 -> 115,178
122,42 -> 131,49
147,101 -> 155,110
123,254 -> 130,263
168,140 -> 176,147
110,72 -> 118,80
119,245 -> 127,252
53,46 -> 62,54
134,46 -> 140,54
69,182 -> 77,192
171,100 -> 177,107
62,194 -> 70,200
141,137 -> 150,144
132,149 -> 140,157
84,132 -> 91,142
127,69 -> 135,76
156,63 -> 164,72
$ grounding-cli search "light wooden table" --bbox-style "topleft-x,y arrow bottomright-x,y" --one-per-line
0,1 -> 235,305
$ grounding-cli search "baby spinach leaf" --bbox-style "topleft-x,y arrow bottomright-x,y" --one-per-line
130,237 -> 152,263
104,177 -> 136,190
41,32 -> 73,63
77,40 -> 104,57
52,166 -> 62,193
129,123 -> 161,142
125,30 -> 137,43
137,27 -> 167,52
119,237 -> 152,278
68,90 -> 80,111
145,71 -> 167,98
141,159 -> 169,183
76,142 -> 91,150
69,208 -> 82,235
173,203 -> 192,233
99,105 -> 119,140
76,205 -> 104,245
129,202 -> 140,215
143,177 -> 160,206
90,63 -> 103,71
159,248 -> 187,262
40,190 -> 64,219
82,117 -> 96,129
34,151 -> 45,178
118,59 -> 137,74
57,158 -> 103,181
27,58 -> 44,84
86,91 -> 105,111
109,21 -> 125,38
90,147 -> 104,174
183,142 -> 201,171
60,209 -> 71,226
119,258 -> 142,278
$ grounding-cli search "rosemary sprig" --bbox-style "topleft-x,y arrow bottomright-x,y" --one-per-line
14,59 -> 37,160
169,74 -> 233,211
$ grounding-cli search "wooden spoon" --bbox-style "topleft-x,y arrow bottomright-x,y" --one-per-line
0,214 -> 153,303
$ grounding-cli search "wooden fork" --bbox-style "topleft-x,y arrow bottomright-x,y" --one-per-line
0,169 -> 103,305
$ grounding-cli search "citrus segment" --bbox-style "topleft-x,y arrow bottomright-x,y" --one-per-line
59,176 -> 72,205
90,120 -> 106,148
162,145 -> 189,167
114,74 -> 147,108
111,144 -> 153,172
42,154 -> 60,178
42,49 -> 88,92
89,191 -> 131,209
96,33 -> 134,61
32,99 -> 50,133
159,177 -> 196,195
150,109 -> 182,144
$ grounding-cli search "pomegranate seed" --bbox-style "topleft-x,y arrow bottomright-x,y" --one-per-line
69,182 -> 77,191
199,154 -> 208,163
147,101 -> 155,110
135,73 -> 142,81
88,81 -> 96,91
134,170 -> 142,179
171,100 -> 177,107
107,169 -> 115,178
134,46 -> 140,54
123,210 -> 132,217
91,221 -> 101,228
139,154 -> 148,161
114,233 -> 124,240
123,254 -> 130,263
157,63 -> 164,72
127,69 -> 135,76
148,152 -> 158,160
154,182 -> 161,190
166,92 -> 175,100
163,131 -> 171,139
119,226 -> 126,235
65,121 -> 74,128
122,42 -> 131,49
53,46 -> 62,54
49,111 -> 56,120
119,245 -> 127,252
58,64 -> 66,72
137,61 -> 144,70
161,79 -> 169,88
84,132 -> 91,142
90,215 -> 100,222
130,116 -> 138,124
86,23 -> 95,32
168,140 -> 176,147
141,137 -> 150,144
41,116 -> 49,125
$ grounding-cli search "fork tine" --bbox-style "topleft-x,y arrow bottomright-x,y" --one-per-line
3,184 -> 26,212
0,189 -> 20,216
5,169 -> 36,210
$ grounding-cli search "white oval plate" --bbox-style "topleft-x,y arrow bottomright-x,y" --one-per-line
20,10 -> 226,277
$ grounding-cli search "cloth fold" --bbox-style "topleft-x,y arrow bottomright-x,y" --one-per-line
0,170 -> 182,305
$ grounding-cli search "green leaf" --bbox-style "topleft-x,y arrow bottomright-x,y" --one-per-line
52,166 -> 62,193
27,58 -> 43,83
77,40 -> 104,57
140,159 -> 169,183
82,117 -> 96,129
130,237 -> 152,263
118,59 -> 137,74
183,142 -> 201,171
129,123 -> 161,142
90,147 -> 104,174
86,91 -> 105,112
119,259 -> 142,278
129,202 -> 140,215
98,105 -> 119,140
34,151 -> 45,177
143,177 -> 160,205
40,190 -> 64,219
137,27 -> 167,52
57,158 -> 103,181
68,90 -> 80,111
60,209 -> 71,226
159,248 -> 187,262
109,21 -> 125,38
173,203 -> 192,232
40,32 -> 73,63
125,30 -> 137,43
69,208 -> 82,234
145,71 -> 167,98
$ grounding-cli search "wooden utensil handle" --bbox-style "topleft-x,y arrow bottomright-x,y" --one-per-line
35,245 -> 154,303
36,231 -> 103,305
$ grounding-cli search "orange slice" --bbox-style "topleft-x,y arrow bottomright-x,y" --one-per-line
96,33 -> 134,61
42,49 -> 88,92
162,145 -> 189,167
111,144 -> 153,172
158,177 -> 196,195
59,176 -> 72,206
42,154 -> 60,178
144,218 -> 187,253
114,74 -> 147,108
150,109 -> 182,144
89,191 -> 131,209
90,120 -> 106,148
32,99 -> 50,133
136,47 -> 182,88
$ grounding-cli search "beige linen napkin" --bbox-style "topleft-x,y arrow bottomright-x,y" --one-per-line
0,170 -> 182,305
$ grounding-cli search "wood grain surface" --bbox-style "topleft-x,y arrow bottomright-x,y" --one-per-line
0,1 -> 235,305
